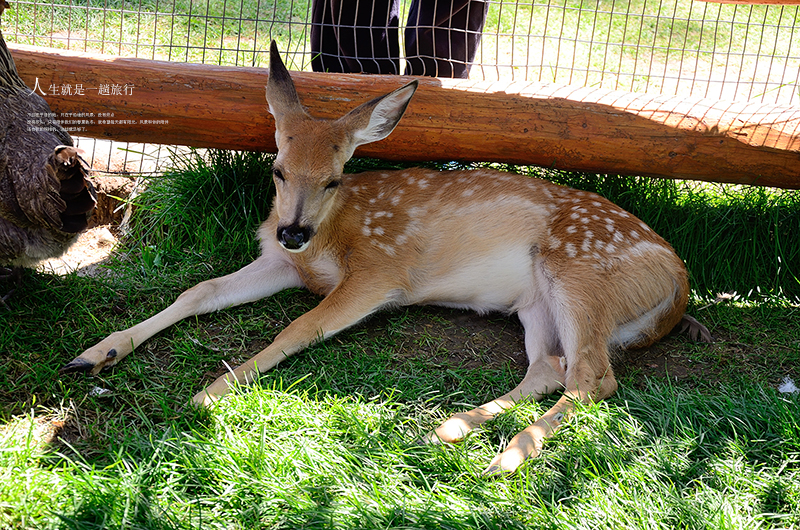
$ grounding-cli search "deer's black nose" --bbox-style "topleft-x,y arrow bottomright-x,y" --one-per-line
278,224 -> 312,252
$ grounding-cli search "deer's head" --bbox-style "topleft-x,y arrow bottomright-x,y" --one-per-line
265,41 -> 418,253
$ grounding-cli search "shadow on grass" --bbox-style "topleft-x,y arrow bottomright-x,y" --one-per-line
38,376 -> 799,529
2,265 -> 799,528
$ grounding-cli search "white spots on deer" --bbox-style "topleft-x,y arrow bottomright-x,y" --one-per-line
385,205 -> 425,253
372,241 -> 397,256
581,230 -> 594,254
390,188 -> 405,206
408,206 -> 427,219
613,209 -> 630,219
546,187 -> 669,272
362,210 -> 396,255
490,172 -> 514,184
360,202 -> 399,252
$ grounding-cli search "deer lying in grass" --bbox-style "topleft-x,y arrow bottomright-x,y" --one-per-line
63,42 -> 710,474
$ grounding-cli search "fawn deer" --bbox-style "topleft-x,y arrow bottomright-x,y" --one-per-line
63,42 -> 709,474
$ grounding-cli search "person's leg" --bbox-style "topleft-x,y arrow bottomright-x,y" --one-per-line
404,0 -> 488,78
311,0 -> 401,74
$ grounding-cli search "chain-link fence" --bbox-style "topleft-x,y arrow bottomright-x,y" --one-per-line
4,0 -> 799,173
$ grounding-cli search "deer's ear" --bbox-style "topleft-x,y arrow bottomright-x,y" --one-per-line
266,41 -> 307,124
341,81 -> 418,148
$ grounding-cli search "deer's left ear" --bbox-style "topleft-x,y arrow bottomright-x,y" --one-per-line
266,40 -> 308,124
341,81 -> 418,149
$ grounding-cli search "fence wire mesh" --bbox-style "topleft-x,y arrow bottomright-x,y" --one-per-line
3,0 -> 800,173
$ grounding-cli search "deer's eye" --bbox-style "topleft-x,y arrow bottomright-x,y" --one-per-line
273,168 -> 285,182
324,179 -> 341,190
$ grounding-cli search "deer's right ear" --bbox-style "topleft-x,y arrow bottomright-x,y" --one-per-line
345,80 -> 419,149
266,41 -> 306,124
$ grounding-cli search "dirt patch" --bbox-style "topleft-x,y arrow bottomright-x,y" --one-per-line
88,174 -> 139,228
617,336 -> 707,384
38,174 -> 138,277
365,306 -> 716,386
38,225 -> 119,276
345,307 -> 756,391
387,308 -> 528,372
189,303 -> 733,392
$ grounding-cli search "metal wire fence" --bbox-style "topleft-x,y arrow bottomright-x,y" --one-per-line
4,0 -> 800,173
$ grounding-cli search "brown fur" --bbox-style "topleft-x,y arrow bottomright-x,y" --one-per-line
64,42 -> 708,475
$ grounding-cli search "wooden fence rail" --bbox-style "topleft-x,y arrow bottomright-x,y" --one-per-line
10,43 -> 800,188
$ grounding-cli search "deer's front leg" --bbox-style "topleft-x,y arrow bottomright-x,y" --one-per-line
193,276 -> 393,406
61,253 -> 302,375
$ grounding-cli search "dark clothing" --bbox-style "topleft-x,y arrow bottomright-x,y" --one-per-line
404,0 -> 488,77
311,0 -> 488,78
311,0 -> 402,74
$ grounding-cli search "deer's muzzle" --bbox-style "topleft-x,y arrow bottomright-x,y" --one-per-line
277,223 -> 313,253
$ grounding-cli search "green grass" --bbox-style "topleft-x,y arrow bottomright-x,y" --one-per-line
1,358 -> 798,528
127,148 -> 273,268
1,151 -> 799,529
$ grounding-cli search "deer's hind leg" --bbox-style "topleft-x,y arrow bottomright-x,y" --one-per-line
422,299 -> 567,446
482,295 -> 619,475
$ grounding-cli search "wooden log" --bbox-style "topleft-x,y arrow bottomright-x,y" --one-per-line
9,43 -> 800,188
